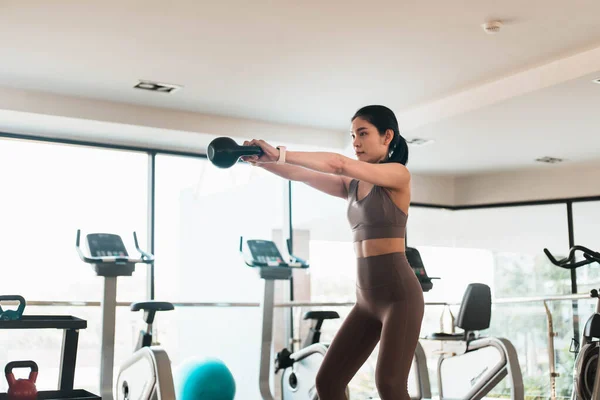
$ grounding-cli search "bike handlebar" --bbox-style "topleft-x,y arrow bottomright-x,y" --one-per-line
543,245 -> 600,269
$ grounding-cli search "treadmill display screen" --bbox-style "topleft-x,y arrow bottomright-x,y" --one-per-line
87,234 -> 128,257
247,240 -> 284,265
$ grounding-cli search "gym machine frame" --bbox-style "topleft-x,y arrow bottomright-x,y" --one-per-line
0,312 -> 99,399
545,245 -> 600,400
76,229 -> 154,400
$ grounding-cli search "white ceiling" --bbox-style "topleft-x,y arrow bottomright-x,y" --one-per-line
1,0 -> 600,174
406,71 -> 600,174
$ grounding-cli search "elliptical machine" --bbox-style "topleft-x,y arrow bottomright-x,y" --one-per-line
409,248 -> 524,400
544,244 -> 600,400
421,283 -> 524,400
76,230 -> 176,400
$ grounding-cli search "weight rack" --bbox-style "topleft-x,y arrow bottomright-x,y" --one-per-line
0,315 -> 100,399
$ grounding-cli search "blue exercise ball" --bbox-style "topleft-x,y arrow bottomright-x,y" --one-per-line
175,357 -> 236,400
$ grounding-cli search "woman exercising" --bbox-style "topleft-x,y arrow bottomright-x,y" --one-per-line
242,105 -> 424,400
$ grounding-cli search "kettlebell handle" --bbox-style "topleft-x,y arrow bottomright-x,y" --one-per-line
5,361 -> 39,384
0,295 -> 27,321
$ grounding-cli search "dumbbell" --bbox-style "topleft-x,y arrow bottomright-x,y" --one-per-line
207,137 -> 263,169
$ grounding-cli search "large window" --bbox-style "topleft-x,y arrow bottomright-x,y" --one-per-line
452,205 -> 571,295
291,181 -> 354,301
408,204 -> 572,398
450,205 -> 574,398
0,138 -> 148,394
2,133 -> 598,400
569,201 -> 600,394
573,201 -> 600,292
154,156 -> 285,399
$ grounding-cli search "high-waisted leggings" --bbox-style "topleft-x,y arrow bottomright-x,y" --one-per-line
315,252 -> 425,400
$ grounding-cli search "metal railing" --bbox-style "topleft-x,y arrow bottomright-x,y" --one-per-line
25,300 -> 451,307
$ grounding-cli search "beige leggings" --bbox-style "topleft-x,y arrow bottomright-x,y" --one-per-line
315,252 -> 425,400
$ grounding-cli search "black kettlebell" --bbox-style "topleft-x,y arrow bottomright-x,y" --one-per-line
5,361 -> 38,400
207,137 -> 263,169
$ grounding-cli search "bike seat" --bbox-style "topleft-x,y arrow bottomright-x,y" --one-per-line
427,332 -> 465,341
303,311 -> 339,321
131,301 -> 175,312
426,331 -> 479,342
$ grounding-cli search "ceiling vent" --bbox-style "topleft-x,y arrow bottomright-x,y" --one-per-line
406,138 -> 434,146
134,80 -> 182,93
536,156 -> 564,164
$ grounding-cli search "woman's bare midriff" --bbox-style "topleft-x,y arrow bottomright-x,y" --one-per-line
354,238 -> 405,258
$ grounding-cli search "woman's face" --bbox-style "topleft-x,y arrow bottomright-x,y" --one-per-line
350,117 -> 392,163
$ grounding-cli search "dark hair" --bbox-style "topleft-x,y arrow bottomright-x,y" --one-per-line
351,105 -> 408,165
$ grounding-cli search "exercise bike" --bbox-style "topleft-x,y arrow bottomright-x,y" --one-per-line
276,310 -> 347,400
116,300 -> 176,400
544,244 -> 600,400
76,230 -> 176,400
240,237 -> 349,400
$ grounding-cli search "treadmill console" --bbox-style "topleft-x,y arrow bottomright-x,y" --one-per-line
246,240 -> 286,266
87,233 -> 128,258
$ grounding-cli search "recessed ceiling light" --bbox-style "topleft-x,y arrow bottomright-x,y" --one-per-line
134,80 -> 183,93
593,78 -> 600,84
535,156 -> 564,164
406,138 -> 434,146
481,20 -> 503,34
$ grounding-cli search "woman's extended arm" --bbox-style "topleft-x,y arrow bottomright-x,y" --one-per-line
245,139 -> 409,190
251,160 -> 350,199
